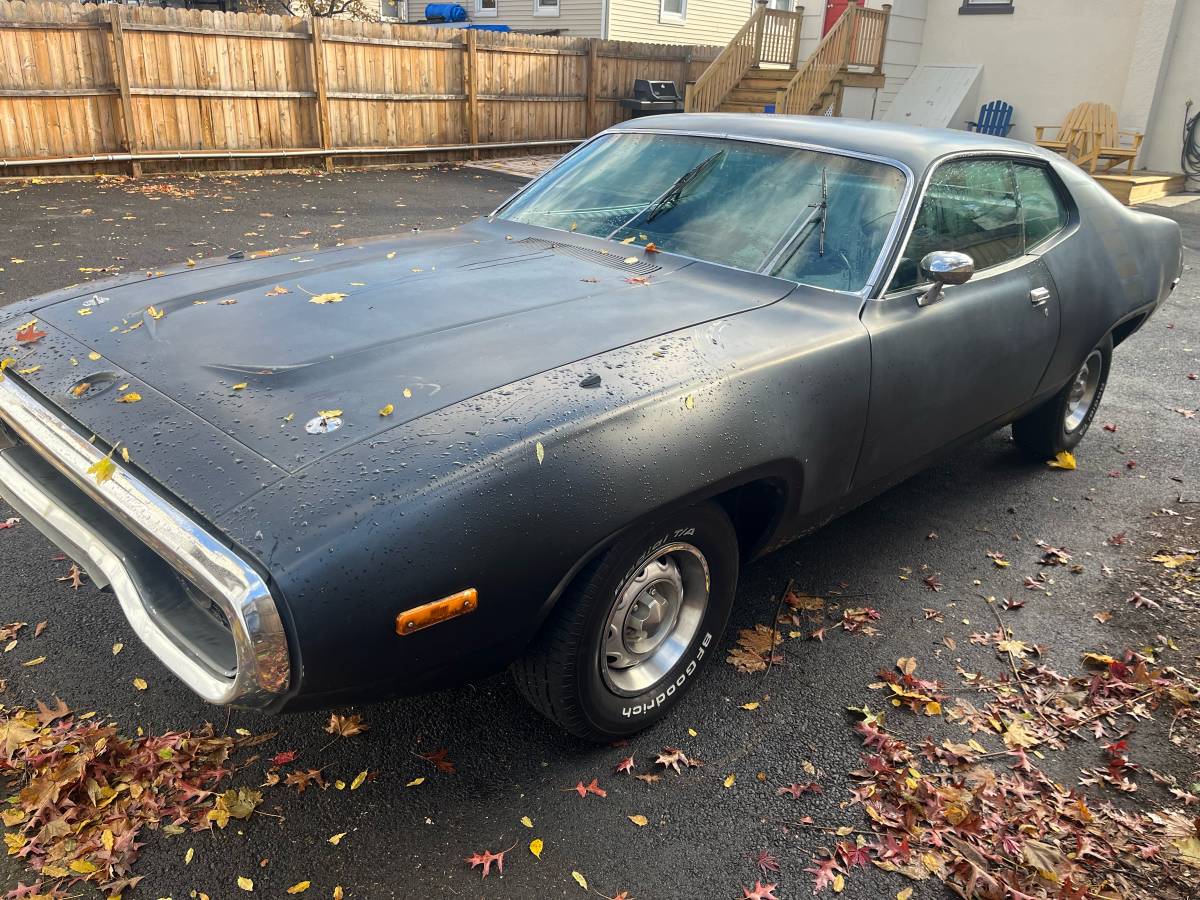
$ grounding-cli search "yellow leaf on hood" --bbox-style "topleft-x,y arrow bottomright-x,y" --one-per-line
232,383 -> 247,391
88,351 -> 102,361
571,871 -> 588,890
379,404 -> 394,417
536,441 -> 545,464
386,251 -> 397,259
1046,450 -> 1076,470
287,882 -> 311,894
530,837 -> 543,859
318,409 -> 343,419
87,453 -> 116,484
186,258 -> 197,267
237,876 -> 254,891
308,292 -> 346,305
147,305 -> 165,320
116,392 -> 142,403
623,257 -> 638,265
121,447 -> 130,463
402,388 -> 412,399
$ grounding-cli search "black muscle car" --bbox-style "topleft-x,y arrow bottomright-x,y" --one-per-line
0,115 -> 1183,740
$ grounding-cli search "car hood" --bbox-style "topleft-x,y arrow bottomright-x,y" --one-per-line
7,221 -> 794,486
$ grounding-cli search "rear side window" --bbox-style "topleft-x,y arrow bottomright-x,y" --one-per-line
891,158 -> 1022,290
1015,163 -> 1069,248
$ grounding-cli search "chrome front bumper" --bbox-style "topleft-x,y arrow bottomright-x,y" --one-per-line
0,373 -> 290,707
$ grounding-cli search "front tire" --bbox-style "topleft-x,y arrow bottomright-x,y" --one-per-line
512,501 -> 738,742
1012,334 -> 1112,458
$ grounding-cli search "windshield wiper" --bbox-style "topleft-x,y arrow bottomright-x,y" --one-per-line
606,150 -> 726,238
762,167 -> 829,275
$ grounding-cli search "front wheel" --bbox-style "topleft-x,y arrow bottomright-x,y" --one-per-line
1012,333 -> 1113,458
511,501 -> 739,742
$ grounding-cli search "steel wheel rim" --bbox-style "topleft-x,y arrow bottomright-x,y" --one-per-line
1064,349 -> 1102,432
600,543 -> 710,696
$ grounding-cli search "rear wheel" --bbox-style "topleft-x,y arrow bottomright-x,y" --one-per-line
1012,334 -> 1112,458
512,501 -> 738,741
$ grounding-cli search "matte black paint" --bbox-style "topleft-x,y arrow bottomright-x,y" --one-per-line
0,115 -> 1182,709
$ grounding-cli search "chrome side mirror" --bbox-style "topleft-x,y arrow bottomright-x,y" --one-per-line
917,250 -> 974,307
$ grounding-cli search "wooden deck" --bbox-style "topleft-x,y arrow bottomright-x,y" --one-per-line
1094,171 -> 1185,206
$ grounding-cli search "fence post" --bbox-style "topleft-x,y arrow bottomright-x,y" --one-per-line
876,4 -> 892,75
585,39 -> 599,134
753,0 -> 768,66
107,5 -> 141,178
464,29 -> 480,158
790,5 -> 805,70
308,17 -> 334,173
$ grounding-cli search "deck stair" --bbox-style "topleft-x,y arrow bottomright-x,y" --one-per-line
687,2 -> 891,117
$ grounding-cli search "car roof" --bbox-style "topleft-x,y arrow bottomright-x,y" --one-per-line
607,113 -> 1056,175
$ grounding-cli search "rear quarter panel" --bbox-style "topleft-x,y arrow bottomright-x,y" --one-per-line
1036,158 -> 1182,394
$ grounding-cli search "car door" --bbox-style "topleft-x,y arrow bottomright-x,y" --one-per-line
852,156 -> 1063,489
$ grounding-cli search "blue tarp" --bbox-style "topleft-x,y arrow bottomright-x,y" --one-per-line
425,3 -> 467,21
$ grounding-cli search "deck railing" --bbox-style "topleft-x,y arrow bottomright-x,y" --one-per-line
774,3 -> 890,116
684,4 -> 804,113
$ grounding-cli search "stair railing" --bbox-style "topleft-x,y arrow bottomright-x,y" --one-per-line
684,3 -> 804,113
773,3 -> 890,117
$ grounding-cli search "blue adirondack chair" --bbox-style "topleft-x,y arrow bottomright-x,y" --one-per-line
967,100 -> 1015,136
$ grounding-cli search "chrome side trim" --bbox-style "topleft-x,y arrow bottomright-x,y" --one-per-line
0,373 -> 289,707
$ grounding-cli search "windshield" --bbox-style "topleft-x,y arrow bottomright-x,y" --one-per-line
497,132 -> 906,292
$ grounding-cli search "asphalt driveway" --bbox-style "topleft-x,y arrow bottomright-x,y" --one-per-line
1,167 -> 1197,900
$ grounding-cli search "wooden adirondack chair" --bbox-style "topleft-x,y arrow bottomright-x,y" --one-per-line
1035,102 -> 1144,174
1081,103 -> 1144,174
1034,102 -> 1094,154
967,100 -> 1014,136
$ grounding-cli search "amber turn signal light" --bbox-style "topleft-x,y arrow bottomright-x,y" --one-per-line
395,588 -> 478,636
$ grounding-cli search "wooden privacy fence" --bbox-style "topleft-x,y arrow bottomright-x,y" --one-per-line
0,0 -> 719,177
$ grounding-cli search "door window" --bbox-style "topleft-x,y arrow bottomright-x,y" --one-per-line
891,158 -> 1022,291
1015,163 -> 1069,249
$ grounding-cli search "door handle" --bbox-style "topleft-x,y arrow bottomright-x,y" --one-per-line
1030,287 -> 1051,307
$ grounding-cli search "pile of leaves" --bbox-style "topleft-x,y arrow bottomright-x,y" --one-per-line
1,701 -> 251,898
802,652 -> 1200,898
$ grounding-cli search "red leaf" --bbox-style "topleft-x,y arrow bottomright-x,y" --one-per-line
615,755 -> 635,774
271,750 -> 298,766
465,848 -> 507,878
420,748 -> 456,774
804,856 -> 843,893
923,574 -> 943,591
572,777 -> 607,798
741,881 -> 779,900
752,849 -> 780,874
16,322 -> 46,343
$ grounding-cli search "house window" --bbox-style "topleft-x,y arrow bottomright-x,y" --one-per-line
476,0 -> 497,16
661,0 -> 686,24
959,0 -> 1014,14
379,0 -> 402,18
534,0 -> 559,16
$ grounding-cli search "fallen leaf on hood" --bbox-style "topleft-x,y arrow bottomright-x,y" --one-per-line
87,351 -> 102,361
147,306 -> 165,320
318,409 -> 343,420
536,441 -> 545,464
379,403 -> 394,417
623,257 -> 638,265
116,392 -> 142,403
1047,451 -> 1076,470
186,258 -> 197,267
386,251 -> 396,259
308,292 -> 346,305
266,285 -> 289,296
16,321 -> 46,343
232,383 -> 247,391
16,365 -> 40,375
402,387 -> 413,398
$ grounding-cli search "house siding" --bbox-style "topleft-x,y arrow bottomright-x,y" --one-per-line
413,0 -> 605,36
606,0 -> 760,46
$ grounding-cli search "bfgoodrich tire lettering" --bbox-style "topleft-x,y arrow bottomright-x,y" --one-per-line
512,501 -> 738,741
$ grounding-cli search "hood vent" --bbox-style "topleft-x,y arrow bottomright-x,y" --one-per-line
517,237 -> 662,276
